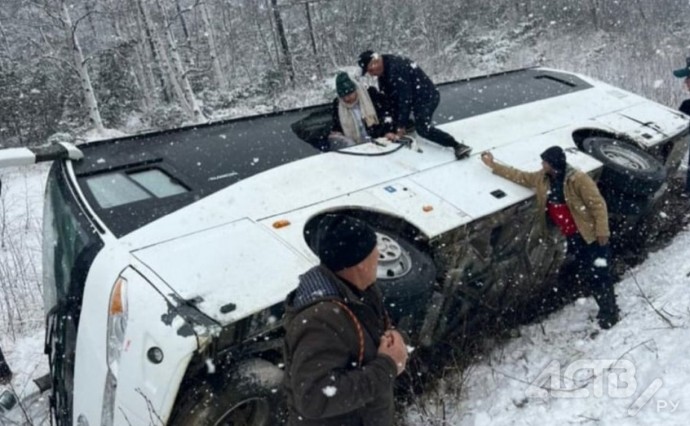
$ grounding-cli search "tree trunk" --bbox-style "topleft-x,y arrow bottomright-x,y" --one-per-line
314,5 -> 338,69
60,0 -> 104,132
270,0 -> 294,84
110,0 -> 153,110
155,0 -> 205,123
85,0 -> 99,40
175,0 -> 191,42
133,0 -> 169,102
219,4 -> 237,78
133,42 -> 155,110
0,346 -> 12,385
305,2 -> 322,80
139,0 -> 189,109
251,0 -> 276,69
0,17 -> 12,57
588,0 -> 600,31
200,1 -> 227,91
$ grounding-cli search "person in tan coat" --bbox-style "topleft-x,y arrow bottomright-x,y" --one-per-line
481,146 -> 620,329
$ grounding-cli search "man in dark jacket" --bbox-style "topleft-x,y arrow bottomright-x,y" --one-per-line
358,51 -> 472,159
672,58 -> 690,196
283,214 -> 407,426
481,146 -> 620,329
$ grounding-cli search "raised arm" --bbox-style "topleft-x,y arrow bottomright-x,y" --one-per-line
481,152 -> 543,189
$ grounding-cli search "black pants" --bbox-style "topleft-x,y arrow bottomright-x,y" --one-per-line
567,233 -> 619,321
686,146 -> 690,194
411,92 -> 458,148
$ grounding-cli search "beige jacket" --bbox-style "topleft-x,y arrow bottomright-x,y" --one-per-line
490,163 -> 609,244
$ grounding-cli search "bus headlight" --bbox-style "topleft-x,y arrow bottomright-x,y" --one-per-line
102,276 -> 128,425
107,277 -> 128,376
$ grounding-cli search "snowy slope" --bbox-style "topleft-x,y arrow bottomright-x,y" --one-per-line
405,228 -> 690,425
0,165 -> 50,425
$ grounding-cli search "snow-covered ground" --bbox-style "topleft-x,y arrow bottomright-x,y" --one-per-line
406,228 -> 690,425
0,165 -> 50,425
0,331 -> 50,425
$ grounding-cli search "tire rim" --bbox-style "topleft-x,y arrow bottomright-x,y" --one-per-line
376,232 -> 412,280
600,144 -> 651,170
214,397 -> 270,426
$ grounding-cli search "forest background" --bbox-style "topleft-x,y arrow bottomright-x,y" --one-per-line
1,0 -> 689,148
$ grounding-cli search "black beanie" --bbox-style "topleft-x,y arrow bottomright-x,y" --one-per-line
358,50 -> 375,75
335,72 -> 356,98
308,214 -> 378,272
540,146 -> 566,171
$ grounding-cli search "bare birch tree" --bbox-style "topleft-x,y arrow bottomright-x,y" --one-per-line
250,0 -> 278,70
175,0 -> 191,42
100,0 -> 153,112
0,15 -> 12,57
270,0 -> 295,84
137,0 -> 192,115
59,0 -> 105,132
154,0 -> 205,122
304,2 -> 322,80
133,0 -> 171,102
199,0 -> 227,91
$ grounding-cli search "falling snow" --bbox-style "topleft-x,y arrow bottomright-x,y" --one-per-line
322,386 -> 337,397
593,257 -> 608,267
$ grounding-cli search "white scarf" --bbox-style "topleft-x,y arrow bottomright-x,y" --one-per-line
338,83 -> 379,143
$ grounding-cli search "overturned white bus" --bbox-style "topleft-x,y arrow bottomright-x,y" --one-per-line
1,67 -> 687,425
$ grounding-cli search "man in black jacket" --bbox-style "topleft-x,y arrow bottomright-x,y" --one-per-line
358,51 -> 472,159
283,214 -> 408,426
672,57 -> 690,196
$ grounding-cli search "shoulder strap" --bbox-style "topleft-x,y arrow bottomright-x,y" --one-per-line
329,300 -> 365,367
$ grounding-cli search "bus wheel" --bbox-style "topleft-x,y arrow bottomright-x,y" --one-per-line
168,359 -> 284,426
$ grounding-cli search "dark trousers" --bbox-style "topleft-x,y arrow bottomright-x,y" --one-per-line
0,346 -> 12,384
686,146 -> 690,194
567,233 -> 619,321
679,100 -> 690,193
412,92 -> 458,148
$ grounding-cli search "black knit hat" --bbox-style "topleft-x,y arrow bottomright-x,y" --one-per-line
540,146 -> 566,171
358,50 -> 375,75
308,214 -> 378,272
335,72 -> 356,98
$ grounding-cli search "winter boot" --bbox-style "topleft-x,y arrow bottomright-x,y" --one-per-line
597,308 -> 620,329
454,143 -> 472,160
